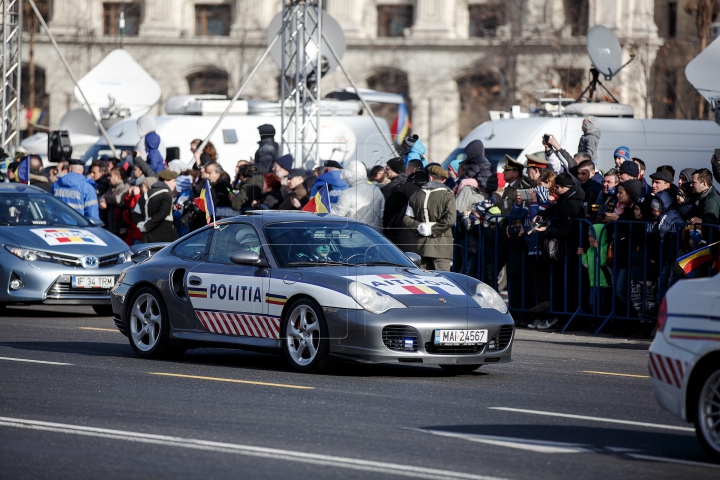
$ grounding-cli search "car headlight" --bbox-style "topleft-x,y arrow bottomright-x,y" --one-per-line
472,282 -> 508,314
5,245 -> 51,262
348,281 -> 406,314
119,250 -> 133,263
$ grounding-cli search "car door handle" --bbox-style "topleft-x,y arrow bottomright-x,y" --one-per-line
188,276 -> 202,286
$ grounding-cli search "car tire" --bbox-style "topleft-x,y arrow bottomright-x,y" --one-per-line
92,305 -> 114,316
694,364 -> 720,463
126,287 -> 177,359
439,364 -> 482,375
281,298 -> 330,373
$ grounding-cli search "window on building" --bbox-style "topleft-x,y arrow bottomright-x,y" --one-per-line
564,0 -> 589,36
366,68 -> 412,131
556,68 -> 585,100
187,69 -> 230,96
195,4 -> 231,36
103,3 -> 141,36
668,2 -> 677,38
377,4 -> 413,37
468,3 -> 505,38
456,72 -> 505,139
22,0 -> 51,33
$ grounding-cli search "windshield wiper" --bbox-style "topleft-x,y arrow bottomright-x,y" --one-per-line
287,260 -> 355,266
353,261 -> 407,266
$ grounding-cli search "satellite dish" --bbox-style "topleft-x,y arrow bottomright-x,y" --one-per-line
75,49 -> 162,119
267,9 -> 345,77
59,109 -> 98,136
685,36 -> 720,106
586,25 -> 623,80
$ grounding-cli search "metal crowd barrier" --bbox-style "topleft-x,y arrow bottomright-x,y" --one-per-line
453,214 -> 719,336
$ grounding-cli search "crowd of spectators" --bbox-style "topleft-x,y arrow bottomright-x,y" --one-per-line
3,114 -> 719,337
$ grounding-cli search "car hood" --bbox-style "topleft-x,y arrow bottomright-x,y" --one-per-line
666,274 -> 720,318
287,266 -> 481,308
0,225 -> 129,256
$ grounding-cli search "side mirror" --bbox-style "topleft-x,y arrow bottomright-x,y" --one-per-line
229,250 -> 267,267
405,252 -> 422,267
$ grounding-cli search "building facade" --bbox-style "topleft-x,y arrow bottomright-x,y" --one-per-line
25,0 -> 671,162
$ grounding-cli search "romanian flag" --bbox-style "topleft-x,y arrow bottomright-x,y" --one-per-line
26,108 -> 44,125
676,242 -> 717,275
390,100 -> 411,145
302,184 -> 332,213
193,179 -> 215,224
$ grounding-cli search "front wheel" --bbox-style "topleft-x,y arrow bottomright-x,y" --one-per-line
127,287 -> 179,359
695,365 -> 720,463
282,298 -> 330,373
439,364 -> 482,375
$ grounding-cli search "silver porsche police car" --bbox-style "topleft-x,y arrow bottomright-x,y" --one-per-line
0,184 -> 133,315
111,211 -> 514,374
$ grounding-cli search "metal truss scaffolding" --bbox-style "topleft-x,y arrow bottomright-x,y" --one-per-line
1,0 -> 22,153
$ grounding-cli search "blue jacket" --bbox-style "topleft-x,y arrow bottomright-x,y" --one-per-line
510,202 -> 542,255
404,139 -> 427,166
145,132 -> 165,174
51,172 -> 100,220
310,169 -> 348,204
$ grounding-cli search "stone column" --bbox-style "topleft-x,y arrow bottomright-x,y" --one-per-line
325,0 -> 365,39
231,0 -> 279,39
412,0 -> 456,39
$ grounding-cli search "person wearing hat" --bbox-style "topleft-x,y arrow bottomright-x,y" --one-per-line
383,159 -> 428,251
310,160 -> 348,204
380,158 -> 406,201
254,124 -> 280,174
524,154 -> 550,184
649,170 -> 673,196
500,155 -> 532,216
613,146 -> 631,168
51,159 -> 101,221
272,153 -> 294,183
618,160 -> 639,182
132,169 -> 178,243
279,168 -> 310,210
578,115 -> 601,160
402,164 -> 454,271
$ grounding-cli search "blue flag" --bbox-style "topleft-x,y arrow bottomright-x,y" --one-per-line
17,156 -> 30,184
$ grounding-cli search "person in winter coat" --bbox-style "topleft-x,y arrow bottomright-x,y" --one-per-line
334,160 -> 385,228
253,173 -> 283,210
650,190 -> 686,301
459,139 -> 497,194
279,169 -> 310,210
581,224 -> 611,316
532,173 -> 586,329
51,160 -> 100,221
144,132 -> 166,174
310,160 -> 348,204
688,168 -> 720,226
135,115 -> 166,162
399,135 -> 427,166
133,169 -> 179,243
254,124 -> 280,174
383,160 -> 427,251
577,115 -> 601,160
99,167 -> 131,230
679,167 -> 696,187
193,162 -> 232,208
231,164 -> 263,211
577,159 -> 603,218
402,165 -> 455,271
380,158 -> 405,200
28,155 -> 51,192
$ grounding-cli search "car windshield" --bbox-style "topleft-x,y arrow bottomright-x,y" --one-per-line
442,148 -> 523,172
0,191 -> 91,227
264,221 -> 415,268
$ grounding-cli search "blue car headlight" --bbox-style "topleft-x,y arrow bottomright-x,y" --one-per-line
5,245 -> 52,262
348,281 -> 406,314
472,282 -> 508,314
118,250 -> 133,263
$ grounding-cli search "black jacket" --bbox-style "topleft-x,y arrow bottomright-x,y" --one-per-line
539,185 -> 586,247
254,137 -> 279,174
231,174 -> 262,211
381,173 -> 405,201
132,182 -> 178,243
460,140 -> 497,193
383,171 -> 428,251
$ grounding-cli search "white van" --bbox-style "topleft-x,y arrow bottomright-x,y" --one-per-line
81,97 -> 394,174
443,116 -> 720,176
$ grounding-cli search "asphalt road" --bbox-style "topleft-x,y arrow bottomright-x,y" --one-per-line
0,305 -> 718,479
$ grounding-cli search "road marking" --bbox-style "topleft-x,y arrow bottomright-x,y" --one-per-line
149,372 -> 315,390
627,453 -> 720,470
413,429 -> 592,454
583,370 -> 650,378
488,408 -> 695,432
79,327 -> 119,333
0,356 -> 72,366
0,416 -> 506,480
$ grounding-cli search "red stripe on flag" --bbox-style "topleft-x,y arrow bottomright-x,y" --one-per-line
301,197 -> 318,212
403,286 -> 426,294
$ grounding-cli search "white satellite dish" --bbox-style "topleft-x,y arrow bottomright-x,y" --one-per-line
586,25 -> 623,80
74,49 -> 161,119
267,9 -> 346,77
685,36 -> 720,107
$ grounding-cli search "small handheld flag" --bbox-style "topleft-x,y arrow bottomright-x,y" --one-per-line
302,184 -> 332,213
676,241 -> 718,275
192,179 -> 216,224
390,100 -> 411,145
17,156 -> 30,184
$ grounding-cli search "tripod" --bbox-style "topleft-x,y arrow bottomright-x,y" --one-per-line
575,68 -> 620,103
